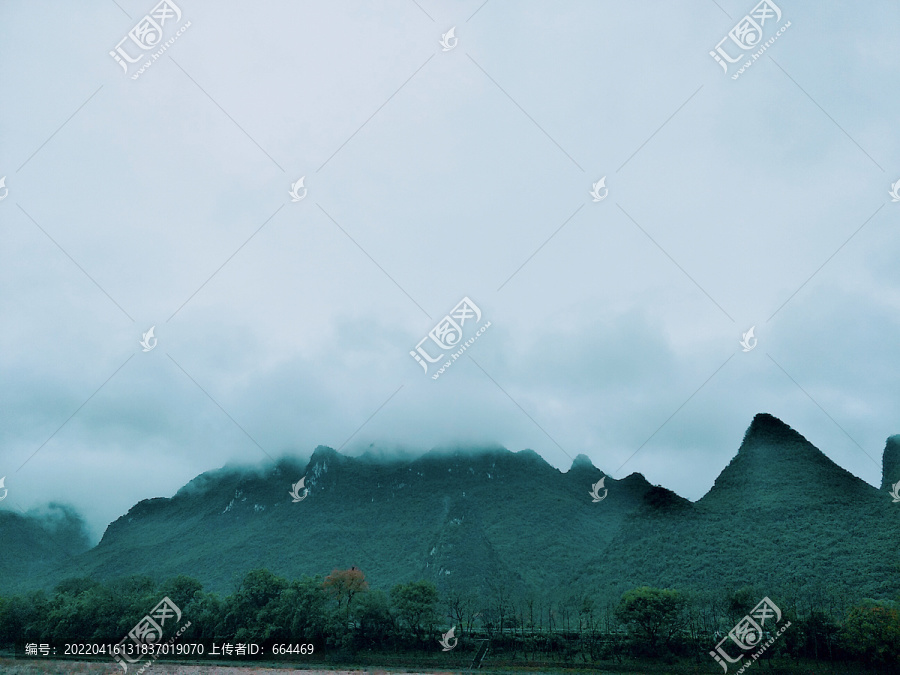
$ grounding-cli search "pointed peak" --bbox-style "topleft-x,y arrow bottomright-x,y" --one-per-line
570,454 -> 595,470
741,413 -> 809,449
620,472 -> 651,488
747,412 -> 799,435
882,435 -> 900,491
306,445 -> 345,473
702,414 -> 875,507
310,445 -> 340,460
736,413 -> 826,466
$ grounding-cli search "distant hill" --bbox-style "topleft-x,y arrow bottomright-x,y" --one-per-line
4,414 -> 899,604
0,504 -> 91,591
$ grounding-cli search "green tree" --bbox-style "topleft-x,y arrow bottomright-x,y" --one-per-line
182,590 -> 227,643
0,592 -> 48,645
841,601 -> 900,666
614,586 -> 685,652
159,575 -> 203,610
390,580 -> 439,644
53,577 -> 101,597
726,586 -> 759,625
285,576 -> 328,644
801,609 -> 839,660
354,589 -> 395,649
225,568 -> 288,643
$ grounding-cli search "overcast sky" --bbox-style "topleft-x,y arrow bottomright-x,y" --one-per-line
1,0 -> 898,542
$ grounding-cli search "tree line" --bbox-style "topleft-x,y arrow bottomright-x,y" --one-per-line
1,568 -> 898,671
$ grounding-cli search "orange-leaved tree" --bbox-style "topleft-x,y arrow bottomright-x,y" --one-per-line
322,566 -> 368,614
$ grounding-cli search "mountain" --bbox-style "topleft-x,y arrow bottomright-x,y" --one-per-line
580,414 -> 900,600
3,414 -> 899,605
0,504 -> 91,591
48,444 -> 654,597
882,435 -> 900,491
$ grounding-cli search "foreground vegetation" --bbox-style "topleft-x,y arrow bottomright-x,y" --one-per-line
1,568 -> 899,672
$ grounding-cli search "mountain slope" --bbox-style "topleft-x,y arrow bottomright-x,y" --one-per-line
5,414 -> 899,605
54,445 -> 650,596
581,414 -> 900,600
0,504 -> 91,591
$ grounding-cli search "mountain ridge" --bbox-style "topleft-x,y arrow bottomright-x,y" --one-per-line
3,413 -> 898,604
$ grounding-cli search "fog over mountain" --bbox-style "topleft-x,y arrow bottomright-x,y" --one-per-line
3,414 -> 898,606
2,1 -> 899,545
